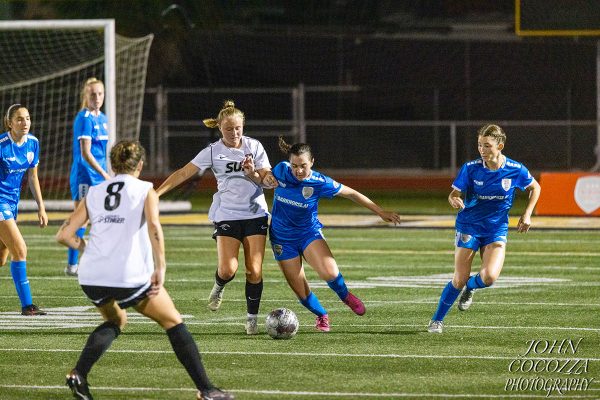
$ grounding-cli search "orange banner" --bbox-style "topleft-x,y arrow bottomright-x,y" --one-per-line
537,173 -> 600,216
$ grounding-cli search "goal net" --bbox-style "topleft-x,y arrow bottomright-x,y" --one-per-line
0,20 -> 153,204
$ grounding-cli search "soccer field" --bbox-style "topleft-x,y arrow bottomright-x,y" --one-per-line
0,225 -> 598,399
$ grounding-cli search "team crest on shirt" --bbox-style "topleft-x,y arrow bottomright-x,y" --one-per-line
302,187 -> 314,199
501,178 -> 511,191
26,151 -> 34,164
273,244 -> 283,256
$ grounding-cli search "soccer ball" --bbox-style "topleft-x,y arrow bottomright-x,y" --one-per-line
265,308 -> 299,339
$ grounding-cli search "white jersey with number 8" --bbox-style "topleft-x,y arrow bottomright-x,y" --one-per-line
78,174 -> 154,288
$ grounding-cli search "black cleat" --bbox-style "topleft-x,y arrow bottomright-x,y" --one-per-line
21,304 -> 46,316
66,369 -> 93,400
197,387 -> 235,400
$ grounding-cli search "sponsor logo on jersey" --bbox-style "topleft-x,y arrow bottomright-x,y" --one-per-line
477,194 -> 508,200
574,176 -> 600,214
94,214 -> 125,224
278,181 -> 286,188
26,151 -> 34,164
5,157 -> 16,161
275,195 -> 308,208
225,162 -> 243,173
506,160 -> 520,168
302,187 -> 314,199
501,178 -> 511,191
473,180 -> 483,186
273,244 -> 283,256
217,154 -> 227,160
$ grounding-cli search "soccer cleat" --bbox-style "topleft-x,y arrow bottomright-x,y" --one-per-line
315,314 -> 330,332
66,369 -> 93,400
245,315 -> 258,335
21,304 -> 47,316
342,292 -> 366,316
207,283 -> 224,311
457,289 -> 475,311
427,320 -> 444,334
64,264 -> 79,276
197,388 -> 235,400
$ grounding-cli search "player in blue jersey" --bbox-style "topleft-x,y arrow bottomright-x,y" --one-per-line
270,137 -> 400,332
0,104 -> 48,315
66,78 -> 111,277
428,124 -> 541,333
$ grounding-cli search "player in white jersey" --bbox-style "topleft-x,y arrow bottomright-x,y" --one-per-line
57,141 -> 234,400
157,100 -> 278,335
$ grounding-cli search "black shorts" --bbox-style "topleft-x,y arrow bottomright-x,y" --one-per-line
212,216 -> 269,241
81,281 -> 152,309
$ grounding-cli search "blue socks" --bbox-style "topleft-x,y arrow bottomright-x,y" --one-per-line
299,291 -> 327,317
466,273 -> 488,291
326,273 -> 349,301
67,227 -> 86,265
432,281 -> 461,322
10,260 -> 32,307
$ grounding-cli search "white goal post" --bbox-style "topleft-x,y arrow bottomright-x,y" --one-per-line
0,19 -> 153,206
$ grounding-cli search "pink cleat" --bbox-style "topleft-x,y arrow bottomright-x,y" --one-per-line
315,314 -> 330,332
343,292 -> 366,316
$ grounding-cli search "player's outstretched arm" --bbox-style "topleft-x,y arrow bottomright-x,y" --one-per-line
156,162 -> 200,197
56,200 -> 88,252
337,185 -> 400,225
517,179 -> 541,233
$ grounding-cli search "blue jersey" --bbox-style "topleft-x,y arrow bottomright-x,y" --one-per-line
269,161 -> 342,242
69,109 -> 108,189
0,132 -> 40,205
453,156 -> 533,236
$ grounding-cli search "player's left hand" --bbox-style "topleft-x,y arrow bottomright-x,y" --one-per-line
517,214 -> 531,233
262,173 -> 279,189
38,210 -> 48,228
380,211 -> 401,225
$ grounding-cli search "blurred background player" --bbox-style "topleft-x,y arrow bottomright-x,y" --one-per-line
428,124 -> 541,334
66,77 -> 111,276
0,104 -> 48,315
57,140 -> 234,400
156,100 -> 277,335
270,137 -> 400,332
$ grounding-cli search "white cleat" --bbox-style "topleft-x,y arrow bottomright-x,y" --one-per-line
64,264 -> 78,277
207,283 -> 224,311
245,315 -> 259,335
457,289 -> 474,311
427,320 -> 444,334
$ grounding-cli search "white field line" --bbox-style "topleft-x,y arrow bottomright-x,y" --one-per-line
22,246 -> 600,257
1,348 -> 598,361
0,296 -> 597,307
2,384 -> 598,399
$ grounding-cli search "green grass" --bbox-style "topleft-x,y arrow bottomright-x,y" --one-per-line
0,225 -> 599,399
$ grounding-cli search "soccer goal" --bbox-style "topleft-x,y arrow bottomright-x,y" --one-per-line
0,19 -> 153,206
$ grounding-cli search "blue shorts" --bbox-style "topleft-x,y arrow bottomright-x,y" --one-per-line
270,230 -> 324,261
455,230 -> 507,252
0,202 -> 18,221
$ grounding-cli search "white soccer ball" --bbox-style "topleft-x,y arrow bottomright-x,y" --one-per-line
265,308 -> 299,339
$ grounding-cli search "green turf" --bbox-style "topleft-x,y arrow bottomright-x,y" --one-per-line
0,226 -> 598,399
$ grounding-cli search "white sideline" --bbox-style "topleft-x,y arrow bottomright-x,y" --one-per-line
0,385 -> 598,398
18,199 -> 191,212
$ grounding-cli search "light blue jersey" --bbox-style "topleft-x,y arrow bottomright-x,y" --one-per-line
453,156 -> 533,237
0,132 -> 39,208
270,161 -> 342,244
69,109 -> 108,200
